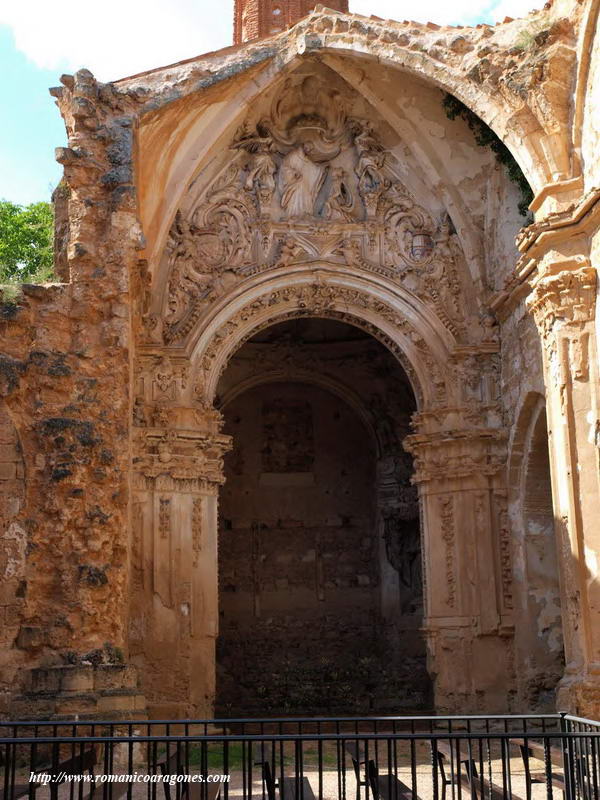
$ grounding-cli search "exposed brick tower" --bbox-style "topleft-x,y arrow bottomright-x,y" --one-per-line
233,0 -> 350,44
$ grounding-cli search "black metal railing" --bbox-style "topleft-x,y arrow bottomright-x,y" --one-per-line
1,714 -> 598,800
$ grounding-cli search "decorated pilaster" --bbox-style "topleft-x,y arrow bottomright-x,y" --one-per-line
130,356 -> 231,717
405,392 -> 515,712
527,257 -> 600,715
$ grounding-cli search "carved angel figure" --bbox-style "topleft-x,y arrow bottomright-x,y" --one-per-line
278,236 -> 305,266
280,143 -> 327,219
323,168 -> 355,221
353,121 -> 387,195
243,136 -> 277,209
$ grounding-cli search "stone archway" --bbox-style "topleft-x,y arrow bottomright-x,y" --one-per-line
130,256 -> 515,716
214,317 -> 431,715
130,57 -> 519,716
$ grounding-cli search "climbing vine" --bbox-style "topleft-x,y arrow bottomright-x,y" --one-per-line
442,93 -> 534,216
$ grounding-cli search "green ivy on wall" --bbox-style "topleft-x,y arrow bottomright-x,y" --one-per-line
442,93 -> 534,216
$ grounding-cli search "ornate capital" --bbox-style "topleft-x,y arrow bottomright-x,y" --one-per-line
527,263 -> 597,337
404,428 -> 507,485
133,428 -> 231,492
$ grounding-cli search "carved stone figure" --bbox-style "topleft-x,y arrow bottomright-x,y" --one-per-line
323,168 -> 355,221
353,120 -> 387,214
370,393 -> 399,456
161,75 -> 469,348
242,133 -> 278,209
280,143 -> 327,219
382,508 -> 422,596
278,236 -> 305,266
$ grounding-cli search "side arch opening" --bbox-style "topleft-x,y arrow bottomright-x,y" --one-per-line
510,395 -> 565,710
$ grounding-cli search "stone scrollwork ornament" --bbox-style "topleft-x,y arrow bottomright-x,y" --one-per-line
160,74 -> 469,344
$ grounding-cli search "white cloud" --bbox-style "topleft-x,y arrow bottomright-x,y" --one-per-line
1,0 -> 547,82
0,0 -> 234,82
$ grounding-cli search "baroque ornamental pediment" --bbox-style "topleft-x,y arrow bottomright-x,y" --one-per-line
157,74 -> 468,345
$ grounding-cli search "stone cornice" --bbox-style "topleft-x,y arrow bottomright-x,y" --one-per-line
490,187 -> 600,319
517,185 -> 600,255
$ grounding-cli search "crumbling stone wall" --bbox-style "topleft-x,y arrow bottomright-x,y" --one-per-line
0,66 -> 146,718
0,400 -> 26,714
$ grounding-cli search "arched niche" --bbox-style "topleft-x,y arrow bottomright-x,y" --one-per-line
214,318 -> 431,714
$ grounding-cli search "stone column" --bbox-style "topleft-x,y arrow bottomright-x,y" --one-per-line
405,423 -> 515,713
130,399 -> 231,718
527,260 -> 600,715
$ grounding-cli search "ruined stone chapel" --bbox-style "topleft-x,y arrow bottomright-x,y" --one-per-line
1,0 -> 600,721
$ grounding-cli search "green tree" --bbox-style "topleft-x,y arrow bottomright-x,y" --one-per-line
0,200 -> 55,285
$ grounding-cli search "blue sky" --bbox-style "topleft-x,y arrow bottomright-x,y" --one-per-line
0,0 -> 544,207
0,26 -> 66,205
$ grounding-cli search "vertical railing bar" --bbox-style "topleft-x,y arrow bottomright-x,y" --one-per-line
9,741 -> 17,800
127,723 -> 133,800
589,724 -> 599,800
564,713 -> 577,800
184,722 -> 190,800
432,736 -> 440,800
223,738 -> 229,800
544,733 -> 554,800
466,731 -> 476,800
576,728 -> 586,800
448,720 -> 456,800
374,720 -> 380,800
339,730 -> 345,800
6,740 -> 13,800
336,733 -> 341,800
145,735 -> 150,800
580,726 -> 591,800
279,734 -> 284,800
318,725 -> 323,800
485,720 -> 492,800
260,721 -> 265,800
503,720 -> 512,800
363,737 -> 368,800
102,734 -> 110,800
386,735 -> 393,800
240,737 -> 246,800
476,737 -> 483,800
296,736 -> 301,800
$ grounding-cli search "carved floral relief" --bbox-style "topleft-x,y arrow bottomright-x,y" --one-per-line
158,75 -> 469,345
